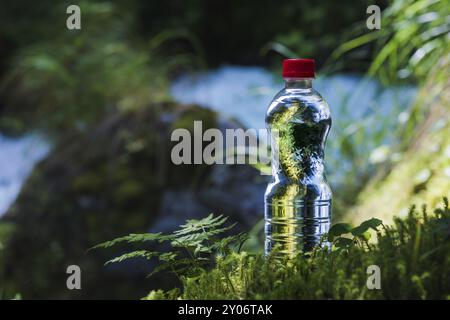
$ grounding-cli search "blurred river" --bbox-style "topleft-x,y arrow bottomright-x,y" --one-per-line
0,66 -> 416,217
0,134 -> 51,216
171,65 -> 417,185
171,65 -> 416,131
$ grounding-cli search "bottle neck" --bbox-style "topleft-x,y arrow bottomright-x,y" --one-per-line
284,78 -> 313,89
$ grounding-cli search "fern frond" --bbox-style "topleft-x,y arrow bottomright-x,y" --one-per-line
174,214 -> 229,235
97,213 -> 248,280
91,232 -> 171,250
105,250 -> 158,265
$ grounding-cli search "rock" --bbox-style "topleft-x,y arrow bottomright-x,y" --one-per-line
0,102 -> 266,299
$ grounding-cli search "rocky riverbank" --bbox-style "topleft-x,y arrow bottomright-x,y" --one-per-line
0,102 -> 266,299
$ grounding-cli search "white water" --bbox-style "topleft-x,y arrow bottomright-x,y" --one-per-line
0,66 -> 416,217
0,134 -> 51,216
171,65 -> 417,184
171,65 -> 416,130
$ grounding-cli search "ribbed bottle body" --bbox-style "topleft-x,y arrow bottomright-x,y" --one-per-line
265,80 -> 332,256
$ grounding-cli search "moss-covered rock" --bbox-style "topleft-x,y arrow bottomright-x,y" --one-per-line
0,102 -> 266,299
346,71 -> 450,225
143,199 -> 450,300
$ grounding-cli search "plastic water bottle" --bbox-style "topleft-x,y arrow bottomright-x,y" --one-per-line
265,59 -> 332,256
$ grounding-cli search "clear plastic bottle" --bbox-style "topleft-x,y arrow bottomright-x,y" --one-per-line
265,59 -> 332,256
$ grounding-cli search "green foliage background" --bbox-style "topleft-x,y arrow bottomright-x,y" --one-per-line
0,0 -> 448,299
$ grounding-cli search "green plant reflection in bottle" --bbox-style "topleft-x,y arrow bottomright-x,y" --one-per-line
265,59 -> 332,257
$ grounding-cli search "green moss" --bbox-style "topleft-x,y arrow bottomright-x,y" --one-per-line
72,172 -> 106,192
170,105 -> 218,132
97,199 -> 450,300
141,198 -> 450,300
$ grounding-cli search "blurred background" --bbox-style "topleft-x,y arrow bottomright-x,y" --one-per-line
0,0 -> 448,299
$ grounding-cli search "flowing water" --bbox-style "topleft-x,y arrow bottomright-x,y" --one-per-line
171,66 -> 416,130
0,66 -> 416,218
171,65 -> 416,185
0,134 -> 51,216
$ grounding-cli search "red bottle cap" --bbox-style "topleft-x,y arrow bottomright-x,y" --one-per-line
282,59 -> 315,78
